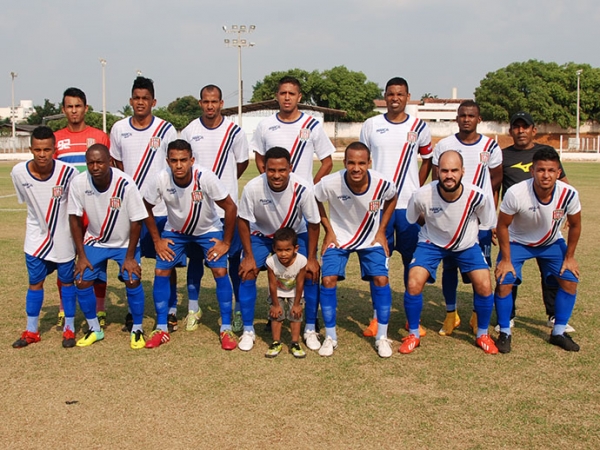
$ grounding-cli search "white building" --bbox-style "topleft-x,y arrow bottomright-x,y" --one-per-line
0,100 -> 35,121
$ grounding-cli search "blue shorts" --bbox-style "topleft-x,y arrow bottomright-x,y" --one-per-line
141,216 -> 187,266
410,242 -> 490,284
246,232 -> 308,269
496,239 -> 579,286
81,245 -> 141,282
155,231 -> 228,270
384,209 -> 419,259
443,229 -> 492,283
25,254 -> 74,285
321,245 -> 389,281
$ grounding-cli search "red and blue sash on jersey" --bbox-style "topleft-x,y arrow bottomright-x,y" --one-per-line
179,169 -> 204,235
84,176 -> 128,246
289,116 -> 319,173
211,122 -> 241,178
529,186 -> 577,247
132,120 -> 173,188
444,189 -> 485,251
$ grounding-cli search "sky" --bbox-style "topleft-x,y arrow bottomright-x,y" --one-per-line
2,0 -> 599,114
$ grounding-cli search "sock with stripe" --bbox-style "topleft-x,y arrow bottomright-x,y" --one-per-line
494,292 -> 513,335
320,285 -> 337,330
404,292 -> 423,338
552,288 -> 577,336
474,292 -> 494,338
25,289 -> 44,333
215,275 -> 233,327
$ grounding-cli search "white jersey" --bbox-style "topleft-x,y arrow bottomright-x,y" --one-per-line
433,134 -> 502,229
266,253 -> 307,298
238,172 -> 320,237
110,116 -> 178,216
11,160 -> 77,262
500,179 -> 580,247
314,170 -> 396,251
250,112 -> 335,183
144,165 -> 227,236
68,168 -> 149,249
360,113 -> 432,209
181,116 -> 248,217
407,181 -> 496,252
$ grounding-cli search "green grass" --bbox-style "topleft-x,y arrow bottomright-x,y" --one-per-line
0,161 -> 599,449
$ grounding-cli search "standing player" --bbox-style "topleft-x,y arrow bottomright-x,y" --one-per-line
402,151 -> 498,354
143,139 -> 238,350
432,100 -> 502,335
359,77 -> 432,337
11,126 -> 78,348
69,144 -> 148,348
315,142 -> 397,358
237,147 -> 321,352
250,76 -> 334,335
501,111 -> 573,332
494,148 -> 581,353
181,84 -> 249,332
110,76 -> 180,332
54,87 -> 110,329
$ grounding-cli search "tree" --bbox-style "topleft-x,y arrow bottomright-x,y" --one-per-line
153,107 -> 190,130
47,111 -> 121,134
421,93 -> 438,101
167,95 -> 202,120
27,99 -> 61,125
251,69 -> 321,104
474,60 -> 600,127
118,105 -> 133,117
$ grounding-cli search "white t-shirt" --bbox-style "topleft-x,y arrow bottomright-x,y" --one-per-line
360,113 -> 432,209
314,170 -> 397,251
11,160 -> 77,262
68,168 -> 149,249
266,252 -> 307,298
500,179 -> 581,247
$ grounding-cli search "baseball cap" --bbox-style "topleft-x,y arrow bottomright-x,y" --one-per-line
510,111 -> 535,127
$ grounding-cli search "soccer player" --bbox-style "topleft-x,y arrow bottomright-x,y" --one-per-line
432,100 -> 502,335
181,84 -> 249,333
69,144 -> 149,348
237,147 -> 321,352
54,87 -> 111,329
501,111 -> 573,332
402,150 -> 498,355
315,142 -> 397,358
494,147 -> 581,353
359,76 -> 433,337
264,227 -> 308,359
143,139 -> 238,350
110,76 -> 180,332
11,126 -> 78,348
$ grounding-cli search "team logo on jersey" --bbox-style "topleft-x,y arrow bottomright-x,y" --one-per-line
429,207 -> 443,214
191,190 -> 203,203
337,195 -> 351,201
552,209 -> 565,221
376,128 -> 388,134
407,131 -> 418,143
121,132 -> 132,139
259,199 -> 273,206
191,135 -> 203,142
299,129 -> 311,142
110,197 -> 122,210
86,138 -> 96,149
52,185 -> 64,199
479,152 -> 490,165
150,137 -> 161,150
369,200 -> 380,213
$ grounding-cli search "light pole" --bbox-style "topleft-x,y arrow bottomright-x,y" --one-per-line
10,72 -> 17,138
576,69 -> 583,150
99,58 -> 107,133
223,24 -> 256,127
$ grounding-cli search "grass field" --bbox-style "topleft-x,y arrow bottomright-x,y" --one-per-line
0,160 -> 599,449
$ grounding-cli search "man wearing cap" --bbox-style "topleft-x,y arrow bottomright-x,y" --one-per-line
501,111 -> 573,332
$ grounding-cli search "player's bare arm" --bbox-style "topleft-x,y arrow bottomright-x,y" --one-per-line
267,268 -> 283,319
490,165 -> 503,208
237,217 -> 259,280
418,158 -> 432,186
254,152 -> 265,174
561,211 -> 582,279
113,159 -> 124,171
208,195 -> 237,262
292,266 -> 307,320
432,164 -> 439,181
313,156 -> 333,184
237,160 -> 249,179
494,211 -> 516,284
372,196 -> 397,256
317,201 -> 339,254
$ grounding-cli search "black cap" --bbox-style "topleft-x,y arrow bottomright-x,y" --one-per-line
510,111 -> 535,127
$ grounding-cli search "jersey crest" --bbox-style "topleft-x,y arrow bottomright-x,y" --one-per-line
52,185 -> 64,199
552,209 -> 565,221
298,128 -> 311,142
369,200 -> 380,213
86,138 -> 96,148
191,189 -> 204,203
407,131 -> 418,143
110,197 -> 122,210
479,152 -> 490,165
150,136 -> 161,150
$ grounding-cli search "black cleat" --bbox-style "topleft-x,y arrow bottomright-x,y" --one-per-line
495,332 -> 512,354
549,332 -> 580,352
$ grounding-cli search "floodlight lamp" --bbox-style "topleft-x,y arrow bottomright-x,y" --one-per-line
249,25 -> 256,31
224,39 -> 230,44
240,39 -> 247,45
232,25 -> 238,31
222,25 -> 227,31
240,25 -> 247,31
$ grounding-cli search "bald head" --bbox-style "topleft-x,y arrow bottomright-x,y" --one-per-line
438,150 -> 464,194
438,150 -> 463,168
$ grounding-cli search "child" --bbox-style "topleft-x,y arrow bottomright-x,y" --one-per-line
265,227 -> 307,358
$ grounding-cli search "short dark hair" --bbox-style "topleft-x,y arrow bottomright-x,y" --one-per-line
273,227 -> 298,246
200,84 -> 222,100
62,87 -> 87,106
264,146 -> 291,164
344,141 -> 371,159
532,147 -> 561,165
87,143 -> 110,160
167,139 -> 193,158
458,100 -> 480,115
132,76 -> 155,98
385,77 -> 409,93
31,126 -> 55,146
277,76 -> 302,93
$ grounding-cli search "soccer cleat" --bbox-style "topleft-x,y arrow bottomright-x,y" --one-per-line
130,330 -> 146,349
122,313 -> 133,332
232,311 -> 243,333
318,336 -> 338,357
97,311 -> 107,329
56,311 -> 65,331
362,318 -> 378,337
265,341 -> 283,358
303,330 -> 321,351
495,332 -> 512,354
62,329 -> 76,348
476,334 -> 498,354
547,316 -> 575,333
167,313 -> 179,333
76,329 -> 105,347
439,311 -> 461,336
220,330 -> 237,351
404,322 -> 427,337
549,332 -> 580,352
375,337 -> 393,358
12,330 -> 41,348
494,319 -> 515,333
290,342 -> 306,359
399,334 -> 420,354
184,310 -> 202,332
145,330 -> 170,348
469,311 -> 478,335
238,331 -> 256,352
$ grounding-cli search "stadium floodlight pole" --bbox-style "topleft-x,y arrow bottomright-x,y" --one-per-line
10,71 -> 17,139
99,58 -> 107,133
576,69 -> 583,150
223,24 -> 256,127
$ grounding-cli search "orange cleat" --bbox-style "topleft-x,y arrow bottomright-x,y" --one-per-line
476,334 -> 498,354
399,334 -> 421,354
